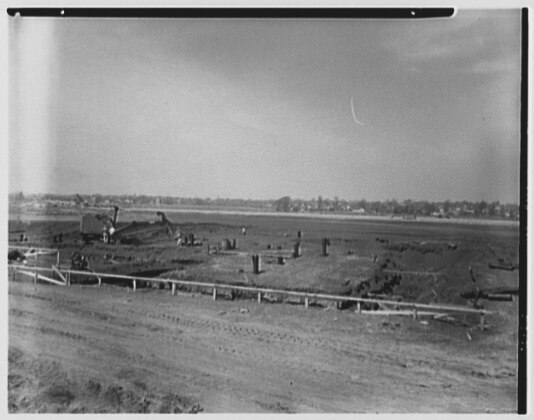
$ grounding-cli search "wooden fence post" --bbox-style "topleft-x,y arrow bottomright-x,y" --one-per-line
293,241 -> 301,258
357,301 -> 362,314
172,283 -> 176,295
213,288 -> 217,301
304,297 -> 309,309
252,255 -> 260,274
322,238 -> 330,256
413,306 -> 418,320
133,279 -> 136,292
480,313 -> 485,328
34,269 -> 38,284
257,292 -> 262,303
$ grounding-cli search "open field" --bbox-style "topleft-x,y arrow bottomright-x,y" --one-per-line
8,211 -> 520,412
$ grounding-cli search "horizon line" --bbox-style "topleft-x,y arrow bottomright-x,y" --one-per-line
7,191 -> 520,206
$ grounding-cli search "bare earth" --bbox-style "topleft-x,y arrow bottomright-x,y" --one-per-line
8,212 -> 519,413
9,279 -> 516,413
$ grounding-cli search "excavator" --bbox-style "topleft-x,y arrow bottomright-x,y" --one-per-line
80,206 -> 119,242
80,203 -> 177,244
69,210 -> 181,283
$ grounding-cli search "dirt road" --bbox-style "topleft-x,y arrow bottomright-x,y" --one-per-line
8,280 -> 517,413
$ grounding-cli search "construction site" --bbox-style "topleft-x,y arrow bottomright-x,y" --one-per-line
7,204 -> 520,413
7,6 -> 525,413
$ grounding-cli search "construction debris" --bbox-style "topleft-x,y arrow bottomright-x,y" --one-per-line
8,250 -> 27,264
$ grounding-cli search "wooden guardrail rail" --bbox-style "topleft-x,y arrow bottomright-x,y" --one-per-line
8,264 -> 491,323
15,268 -> 67,286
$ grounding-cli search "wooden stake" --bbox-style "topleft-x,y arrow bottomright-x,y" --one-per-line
252,255 -> 260,274
172,283 -> 176,295
293,241 -> 301,258
257,292 -> 262,303
213,288 -> 217,301
305,297 -> 309,309
133,279 -> 136,292
480,313 -> 485,328
322,238 -> 330,257
357,302 -> 362,314
413,306 -> 418,320
34,270 -> 37,284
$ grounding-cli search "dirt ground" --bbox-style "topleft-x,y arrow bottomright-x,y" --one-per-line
8,211 -> 520,413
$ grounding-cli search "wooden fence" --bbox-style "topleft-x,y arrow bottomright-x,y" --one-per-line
8,264 -> 490,324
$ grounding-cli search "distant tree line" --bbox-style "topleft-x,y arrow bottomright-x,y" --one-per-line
9,192 -> 519,219
273,196 -> 519,219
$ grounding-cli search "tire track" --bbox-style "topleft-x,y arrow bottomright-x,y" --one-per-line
9,288 -> 449,369
10,285 -> 505,384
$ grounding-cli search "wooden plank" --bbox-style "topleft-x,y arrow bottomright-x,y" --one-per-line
16,269 -> 65,286
362,310 -> 447,317
382,270 -> 444,276
16,269 -> 38,278
8,245 -> 58,253
52,265 -> 67,285
37,274 -> 67,286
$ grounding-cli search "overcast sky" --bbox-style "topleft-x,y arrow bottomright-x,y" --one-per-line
8,10 -> 521,203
